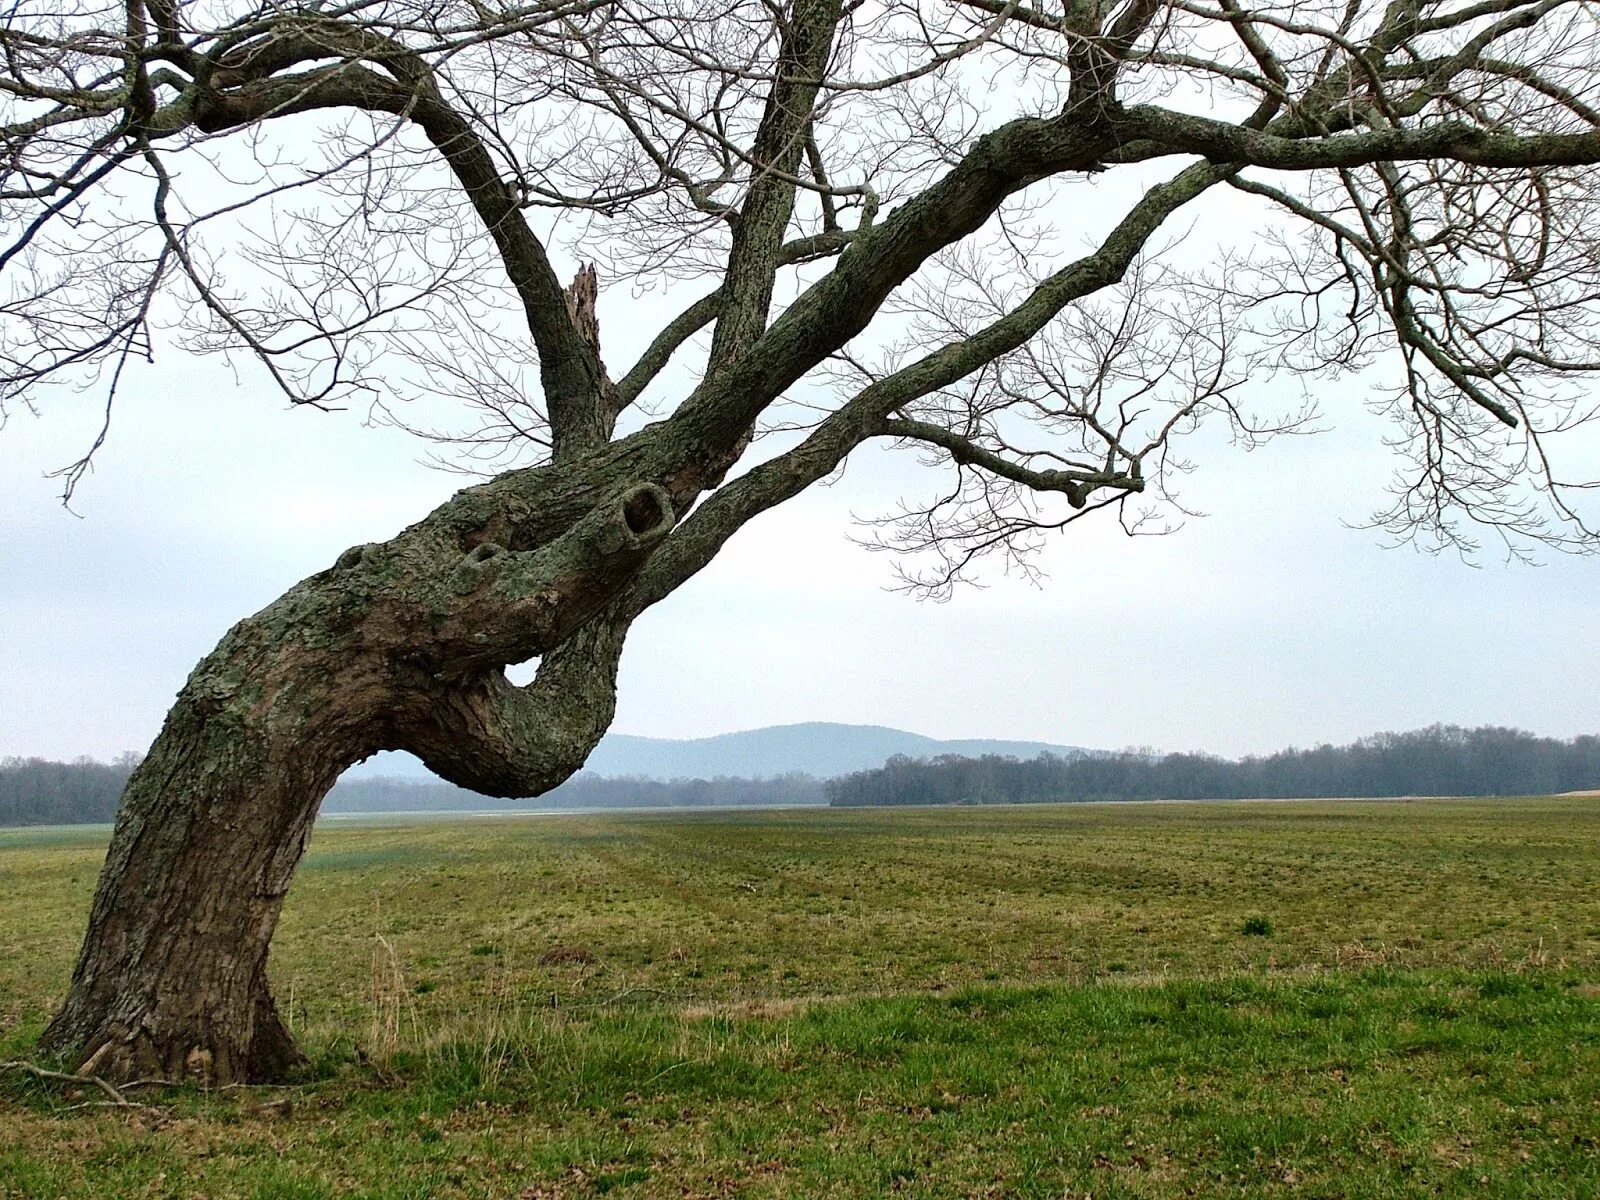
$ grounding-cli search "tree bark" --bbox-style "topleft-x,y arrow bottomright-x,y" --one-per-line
39,459 -> 678,1084
38,604 -> 386,1083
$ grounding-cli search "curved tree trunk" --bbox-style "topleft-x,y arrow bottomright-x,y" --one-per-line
40,458 -> 681,1084
38,597 -> 392,1083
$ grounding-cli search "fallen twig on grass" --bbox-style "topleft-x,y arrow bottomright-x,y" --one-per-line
566,984 -> 697,1009
1,1058 -> 169,1119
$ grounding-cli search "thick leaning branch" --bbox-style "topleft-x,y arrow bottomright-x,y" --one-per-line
663,41 -> 1593,462
625,158 -> 1233,612
664,106 -> 1125,459
705,0 -> 844,374
1122,105 -> 1600,170
667,92 -> 1600,473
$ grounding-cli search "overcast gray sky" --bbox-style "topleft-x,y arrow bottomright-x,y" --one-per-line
4,339 -> 1596,766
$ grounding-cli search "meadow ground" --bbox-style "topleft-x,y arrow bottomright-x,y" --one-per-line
1,797 -> 1597,1198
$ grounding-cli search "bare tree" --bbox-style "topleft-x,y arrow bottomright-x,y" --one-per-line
5,0 -> 1599,1083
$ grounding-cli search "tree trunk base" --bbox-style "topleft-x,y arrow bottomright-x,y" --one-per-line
50,987 -> 308,1087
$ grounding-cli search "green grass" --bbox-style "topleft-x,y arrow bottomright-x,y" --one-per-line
2,797 -> 1598,1197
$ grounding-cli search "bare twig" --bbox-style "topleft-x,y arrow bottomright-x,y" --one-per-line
1,1058 -> 168,1117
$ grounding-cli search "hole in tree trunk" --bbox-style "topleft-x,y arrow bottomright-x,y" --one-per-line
623,487 -> 665,535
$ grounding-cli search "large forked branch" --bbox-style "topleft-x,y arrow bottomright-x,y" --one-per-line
627,158 -> 1234,614
664,74 -> 1600,474
664,105 -> 1125,460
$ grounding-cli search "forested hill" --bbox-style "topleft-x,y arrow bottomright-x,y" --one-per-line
345,723 -> 1092,783
826,726 -> 1600,807
582,724 -> 1092,780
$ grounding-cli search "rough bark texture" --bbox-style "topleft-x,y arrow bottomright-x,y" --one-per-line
39,596 -> 387,1083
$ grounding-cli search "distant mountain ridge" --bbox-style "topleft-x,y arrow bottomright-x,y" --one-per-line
584,723 -> 1092,779
344,722 -> 1093,783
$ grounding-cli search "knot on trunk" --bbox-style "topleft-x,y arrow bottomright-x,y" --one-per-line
597,482 -> 674,553
556,482 -> 676,560
453,541 -> 506,593
334,544 -> 370,571
622,484 -> 670,537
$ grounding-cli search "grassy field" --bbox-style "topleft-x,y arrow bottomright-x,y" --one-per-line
1,797 -> 1597,1197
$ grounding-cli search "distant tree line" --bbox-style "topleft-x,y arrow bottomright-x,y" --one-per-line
0,757 -> 824,826
0,755 -> 141,825
9,725 -> 1596,825
826,726 -> 1600,807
